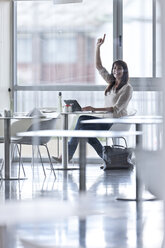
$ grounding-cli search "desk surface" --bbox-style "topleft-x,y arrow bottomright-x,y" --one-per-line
0,112 -> 60,120
60,111 -> 106,115
123,115 -> 163,119
17,129 -> 142,138
81,117 -> 163,125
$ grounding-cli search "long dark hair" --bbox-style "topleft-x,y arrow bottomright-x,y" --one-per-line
105,60 -> 129,96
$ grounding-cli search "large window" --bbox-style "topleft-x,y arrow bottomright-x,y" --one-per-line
123,0 -> 153,77
14,0 -> 162,115
123,0 -> 161,77
15,0 -> 161,87
16,0 -> 113,86
42,35 -> 77,64
156,1 -> 161,77
14,0 -> 162,154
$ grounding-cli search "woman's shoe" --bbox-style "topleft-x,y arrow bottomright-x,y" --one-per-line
52,156 -> 62,163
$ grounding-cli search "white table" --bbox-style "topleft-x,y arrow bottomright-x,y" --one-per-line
81,116 -> 163,200
0,195 -> 128,248
17,129 -> 142,192
0,112 -> 60,180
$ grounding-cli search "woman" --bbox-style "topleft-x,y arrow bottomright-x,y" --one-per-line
53,34 -> 133,162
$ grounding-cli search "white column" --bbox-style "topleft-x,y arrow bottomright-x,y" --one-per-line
0,0 -> 11,110
0,0 -> 12,157
160,0 -> 165,247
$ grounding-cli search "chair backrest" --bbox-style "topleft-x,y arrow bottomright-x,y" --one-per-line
110,109 -> 137,132
18,118 -> 56,145
110,123 -> 131,132
11,119 -> 34,137
127,109 -> 137,116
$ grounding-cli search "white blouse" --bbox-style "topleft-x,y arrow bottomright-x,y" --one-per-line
99,67 -> 133,118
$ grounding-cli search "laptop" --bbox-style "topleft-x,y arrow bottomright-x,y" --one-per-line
64,100 -> 82,112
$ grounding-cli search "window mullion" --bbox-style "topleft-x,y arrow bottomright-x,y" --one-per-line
13,1 -> 18,111
113,0 -> 123,60
152,0 -> 156,77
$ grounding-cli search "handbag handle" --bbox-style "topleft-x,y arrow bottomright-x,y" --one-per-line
112,144 -> 127,149
112,137 -> 128,148
112,137 -> 128,147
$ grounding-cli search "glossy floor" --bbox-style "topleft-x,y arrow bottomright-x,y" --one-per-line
0,162 -> 164,248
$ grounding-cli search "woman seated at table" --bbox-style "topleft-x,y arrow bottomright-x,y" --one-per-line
53,34 -> 133,163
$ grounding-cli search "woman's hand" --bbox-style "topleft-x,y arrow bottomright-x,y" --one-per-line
82,106 -> 95,112
96,34 -> 106,48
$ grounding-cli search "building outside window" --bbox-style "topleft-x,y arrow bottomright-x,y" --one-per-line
16,0 -> 113,86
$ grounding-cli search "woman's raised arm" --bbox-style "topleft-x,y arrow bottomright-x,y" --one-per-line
96,34 -> 106,70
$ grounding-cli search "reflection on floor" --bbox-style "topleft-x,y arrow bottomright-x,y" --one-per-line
0,162 -> 164,248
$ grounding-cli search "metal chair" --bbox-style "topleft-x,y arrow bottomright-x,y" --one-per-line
107,109 -> 137,146
0,118 -> 34,178
13,118 -> 56,178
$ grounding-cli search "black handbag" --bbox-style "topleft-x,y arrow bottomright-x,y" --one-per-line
102,145 -> 134,170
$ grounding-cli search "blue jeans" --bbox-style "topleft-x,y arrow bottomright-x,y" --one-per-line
68,115 -> 112,160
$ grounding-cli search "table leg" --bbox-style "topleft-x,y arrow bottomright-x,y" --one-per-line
54,113 -> 78,171
62,113 -> 68,169
117,124 -> 144,201
135,124 -> 156,201
4,118 -> 11,180
135,123 -> 143,201
79,138 -> 86,192
117,123 -> 155,201
0,225 -> 7,248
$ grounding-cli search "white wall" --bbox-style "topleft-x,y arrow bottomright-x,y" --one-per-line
0,0 -> 11,158
0,0 -> 11,112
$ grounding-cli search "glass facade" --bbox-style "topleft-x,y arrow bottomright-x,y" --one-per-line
123,0 -> 153,77
14,0 -> 162,153
16,0 -> 113,86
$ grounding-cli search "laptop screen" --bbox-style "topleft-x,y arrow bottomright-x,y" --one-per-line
64,100 -> 82,112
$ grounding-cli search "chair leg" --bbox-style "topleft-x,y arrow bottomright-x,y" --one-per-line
57,137 -> 60,157
16,144 -> 26,177
11,143 -> 25,178
43,144 -> 56,178
18,144 -> 22,179
11,143 -> 22,179
37,146 -> 46,177
0,159 -> 4,179
32,145 -> 46,177
0,144 -> 23,179
32,145 -> 35,176
11,143 -> 16,162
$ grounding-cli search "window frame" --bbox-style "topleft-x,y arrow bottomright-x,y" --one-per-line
12,0 -> 161,111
